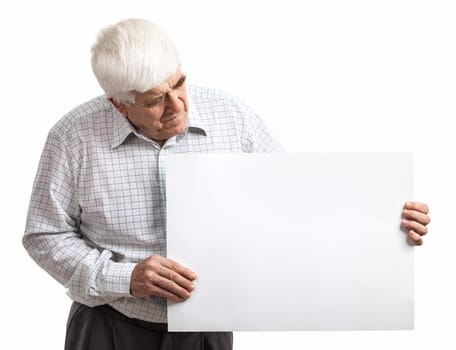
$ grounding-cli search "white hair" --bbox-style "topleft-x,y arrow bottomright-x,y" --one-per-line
91,18 -> 180,104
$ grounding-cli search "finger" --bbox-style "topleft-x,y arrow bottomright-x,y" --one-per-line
159,257 -> 197,280
402,209 -> 431,225
404,201 -> 429,214
152,274 -> 193,300
148,284 -> 186,302
401,218 -> 428,236
408,230 -> 423,246
157,266 -> 195,292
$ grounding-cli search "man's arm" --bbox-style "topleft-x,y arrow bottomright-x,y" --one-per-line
23,131 -> 136,306
23,131 -> 197,304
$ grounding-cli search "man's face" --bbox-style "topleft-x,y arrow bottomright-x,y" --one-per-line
113,69 -> 189,146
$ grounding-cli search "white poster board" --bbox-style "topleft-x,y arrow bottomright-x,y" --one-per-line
166,153 -> 414,331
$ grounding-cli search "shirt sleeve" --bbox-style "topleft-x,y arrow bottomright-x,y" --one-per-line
23,131 -> 136,307
240,105 -> 285,153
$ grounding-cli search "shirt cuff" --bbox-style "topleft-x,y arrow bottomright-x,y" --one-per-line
99,261 -> 137,298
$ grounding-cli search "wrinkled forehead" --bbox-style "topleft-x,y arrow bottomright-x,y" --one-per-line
143,68 -> 184,96
132,69 -> 186,103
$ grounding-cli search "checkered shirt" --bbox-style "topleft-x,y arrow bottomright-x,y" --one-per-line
23,84 -> 282,323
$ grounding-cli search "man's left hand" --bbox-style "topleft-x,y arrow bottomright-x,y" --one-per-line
401,201 -> 431,246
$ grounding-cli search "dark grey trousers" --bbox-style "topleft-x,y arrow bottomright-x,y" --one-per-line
65,302 -> 233,350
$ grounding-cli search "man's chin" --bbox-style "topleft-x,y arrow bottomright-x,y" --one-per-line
168,118 -> 187,132
161,122 -> 187,139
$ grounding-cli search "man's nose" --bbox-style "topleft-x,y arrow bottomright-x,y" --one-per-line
164,91 -> 181,113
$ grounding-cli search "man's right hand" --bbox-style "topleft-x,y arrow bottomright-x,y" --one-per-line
130,255 -> 197,302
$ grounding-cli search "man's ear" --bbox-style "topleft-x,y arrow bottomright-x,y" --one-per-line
109,98 -> 129,117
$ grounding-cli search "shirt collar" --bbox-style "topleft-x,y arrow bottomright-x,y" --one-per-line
110,93 -> 208,149
111,107 -> 136,149
186,96 -> 207,136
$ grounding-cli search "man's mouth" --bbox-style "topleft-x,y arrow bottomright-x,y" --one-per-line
160,114 -> 178,123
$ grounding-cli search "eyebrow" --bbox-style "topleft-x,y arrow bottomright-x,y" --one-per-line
173,75 -> 187,89
147,75 -> 187,100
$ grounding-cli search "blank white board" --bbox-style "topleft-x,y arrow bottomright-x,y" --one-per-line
166,153 -> 414,331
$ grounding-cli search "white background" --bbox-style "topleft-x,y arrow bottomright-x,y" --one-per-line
0,0 -> 454,349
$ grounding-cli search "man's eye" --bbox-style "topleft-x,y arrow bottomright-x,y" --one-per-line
146,96 -> 164,107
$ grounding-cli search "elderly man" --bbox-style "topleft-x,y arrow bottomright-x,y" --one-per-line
23,18 -> 430,350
